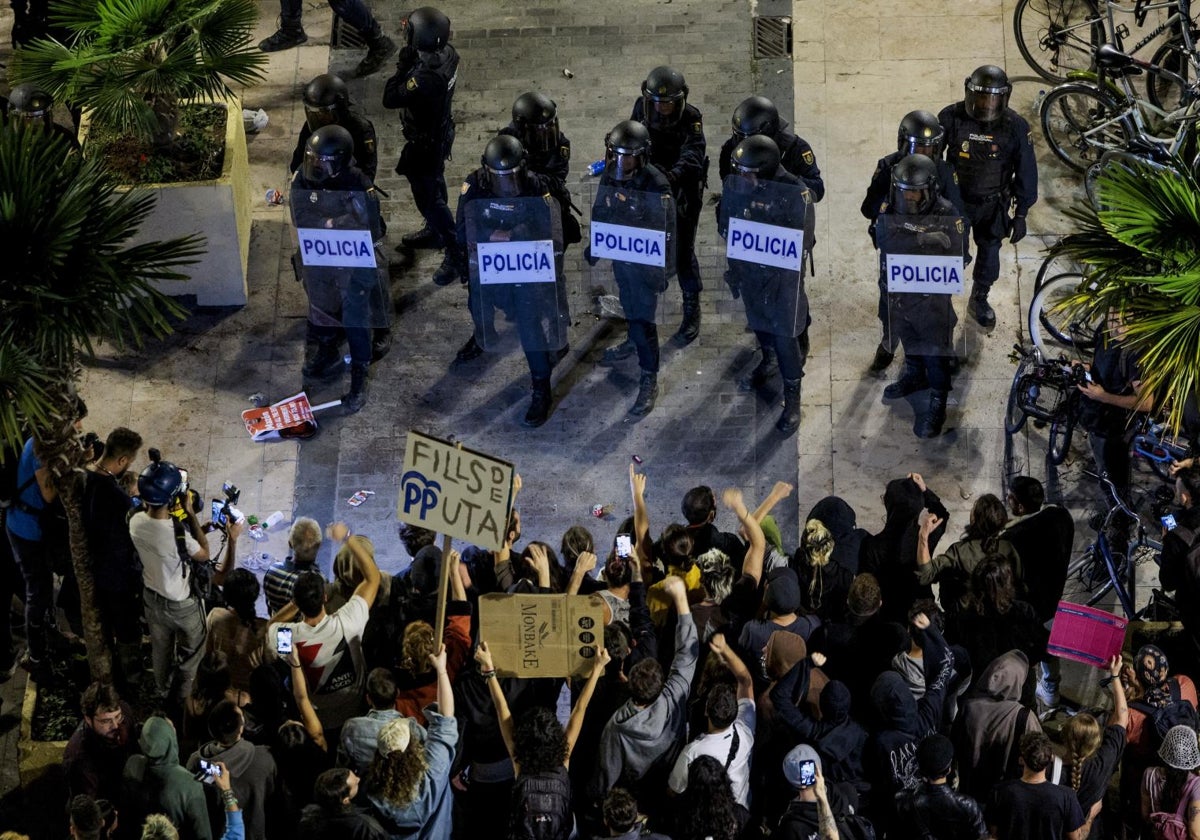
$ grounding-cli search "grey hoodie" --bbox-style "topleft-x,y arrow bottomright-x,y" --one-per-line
594,614 -> 699,794
187,738 -> 278,840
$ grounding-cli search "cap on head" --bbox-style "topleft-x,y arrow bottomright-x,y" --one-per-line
782,743 -> 822,788
377,717 -> 413,756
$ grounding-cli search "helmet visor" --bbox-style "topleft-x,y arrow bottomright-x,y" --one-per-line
906,139 -> 942,159
522,120 -> 558,154
303,151 -> 343,184
893,186 -> 933,215
643,92 -> 684,129
305,104 -> 339,131
965,90 -> 1007,122
609,150 -> 644,181
487,168 -> 523,197
728,169 -> 761,193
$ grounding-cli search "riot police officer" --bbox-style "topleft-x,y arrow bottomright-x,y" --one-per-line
588,120 -> 675,417
720,136 -> 815,435
5,85 -> 80,150
875,155 -> 971,438
293,126 -> 385,412
861,110 -> 964,371
453,135 -> 570,427
628,66 -> 708,344
382,7 -> 461,281
289,74 -> 378,182
719,95 -> 824,199
939,65 -> 1038,328
500,92 -> 582,251
259,0 -> 395,78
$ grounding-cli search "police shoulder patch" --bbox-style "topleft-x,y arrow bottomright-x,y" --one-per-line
365,139 -> 375,151
560,145 -> 570,160
952,171 -> 958,183
955,218 -> 965,234
406,77 -> 418,91
692,121 -> 703,134
880,201 -> 888,212
802,150 -> 815,166
460,181 -> 470,195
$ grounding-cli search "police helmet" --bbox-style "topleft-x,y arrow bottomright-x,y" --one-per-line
482,134 -> 527,197
8,83 -> 53,129
641,65 -> 688,130
731,135 -> 782,177
731,96 -> 780,140
604,120 -> 651,182
511,92 -> 559,155
890,154 -> 940,215
964,65 -> 1012,123
137,459 -> 184,507
303,74 -> 349,130
303,125 -> 354,185
405,7 -> 451,52
897,110 -> 945,158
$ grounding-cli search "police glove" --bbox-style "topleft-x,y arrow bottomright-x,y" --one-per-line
583,245 -> 600,267
396,45 -> 418,71
917,231 -> 952,250
724,269 -> 741,300
1009,215 -> 1028,244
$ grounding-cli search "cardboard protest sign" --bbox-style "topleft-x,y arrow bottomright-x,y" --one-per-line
479,593 -> 605,679
1047,601 -> 1128,668
397,431 -> 514,551
242,392 -> 325,441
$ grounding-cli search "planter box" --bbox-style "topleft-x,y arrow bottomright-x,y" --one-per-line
84,96 -> 253,307
18,677 -> 69,788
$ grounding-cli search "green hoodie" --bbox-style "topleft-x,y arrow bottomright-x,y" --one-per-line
123,716 -> 213,840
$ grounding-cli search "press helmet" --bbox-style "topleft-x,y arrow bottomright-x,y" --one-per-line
405,7 -> 451,52
604,120 -> 651,182
302,74 -> 349,130
482,134 -> 527,197
303,125 -> 354,185
897,110 -> 945,158
511,92 -> 559,154
137,458 -> 184,508
731,96 -> 780,140
731,135 -> 782,178
8,83 -> 54,129
964,65 -> 1012,123
641,65 -> 688,130
890,154 -> 940,215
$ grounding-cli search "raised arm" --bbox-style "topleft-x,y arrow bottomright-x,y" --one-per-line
709,633 -> 753,701
567,551 -> 598,596
630,464 -> 653,565
285,648 -> 327,751
432,644 -> 453,719
1106,654 -> 1129,729
329,524 -> 381,607
474,641 -> 514,759
751,481 -> 795,524
565,648 -> 612,763
447,548 -> 467,603
211,517 -> 244,587
723,488 -> 764,585
916,509 -> 944,569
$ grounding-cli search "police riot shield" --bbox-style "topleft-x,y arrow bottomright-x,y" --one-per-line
290,187 -> 391,329
584,185 -> 676,326
719,175 -> 811,337
465,196 -> 570,352
878,215 -> 967,358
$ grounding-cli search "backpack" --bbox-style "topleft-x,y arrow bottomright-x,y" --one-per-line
510,768 -> 572,840
1151,774 -> 1200,840
838,812 -> 877,840
1131,680 -> 1199,743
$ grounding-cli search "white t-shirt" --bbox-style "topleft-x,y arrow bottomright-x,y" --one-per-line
130,512 -> 201,602
279,594 -> 370,696
668,697 -> 756,809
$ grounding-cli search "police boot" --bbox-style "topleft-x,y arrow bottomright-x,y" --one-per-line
456,335 -> 484,362
739,347 -> 778,391
302,341 -> 344,378
599,337 -> 636,366
915,390 -> 948,438
259,16 -> 307,52
777,378 -> 803,435
342,363 -> 370,413
371,329 -> 392,364
401,226 -> 444,250
630,370 -> 658,416
676,293 -> 702,344
969,284 -> 996,328
523,378 -> 552,427
355,32 -> 397,78
869,341 -> 895,372
432,255 -> 463,286
883,360 -> 928,399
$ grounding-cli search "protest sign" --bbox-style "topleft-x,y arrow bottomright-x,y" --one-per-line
397,431 -> 514,552
1047,601 -> 1128,667
241,392 -> 341,441
479,593 -> 605,678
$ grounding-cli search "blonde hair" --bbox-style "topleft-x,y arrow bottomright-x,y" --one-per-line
2,833 -> 33,840
1062,713 -> 1103,791
802,519 -> 834,568
367,743 -> 428,807
334,536 -> 390,602
401,621 -> 435,674
140,815 -> 180,840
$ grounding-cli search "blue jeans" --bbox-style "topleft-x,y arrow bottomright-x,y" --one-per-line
143,587 -> 206,705
280,0 -> 379,35
6,529 -> 53,662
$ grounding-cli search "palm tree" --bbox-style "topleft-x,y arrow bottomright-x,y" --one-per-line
1,127 -> 204,683
10,0 -> 266,147
1050,153 -> 1200,434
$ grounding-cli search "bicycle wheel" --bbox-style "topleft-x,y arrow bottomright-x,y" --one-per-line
1029,272 -> 1101,357
1048,411 -> 1076,464
1148,38 -> 1192,112
1006,356 -> 1034,434
1040,84 -> 1134,172
1033,250 -> 1081,295
1015,0 -> 1104,83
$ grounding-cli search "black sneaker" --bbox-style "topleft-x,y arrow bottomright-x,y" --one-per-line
355,34 -> 397,77
401,227 -> 445,250
259,25 -> 307,52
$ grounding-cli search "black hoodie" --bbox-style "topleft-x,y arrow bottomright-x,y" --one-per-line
859,477 -> 949,623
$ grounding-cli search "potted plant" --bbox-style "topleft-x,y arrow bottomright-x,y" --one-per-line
10,0 -> 267,306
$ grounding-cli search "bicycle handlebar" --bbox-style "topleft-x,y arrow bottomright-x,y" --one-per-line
1081,468 -> 1141,520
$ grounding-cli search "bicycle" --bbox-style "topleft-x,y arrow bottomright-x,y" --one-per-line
1006,344 -> 1089,464
1028,271 -> 1102,358
1016,0 -> 1200,106
1132,413 -> 1192,479
1039,43 -> 1200,171
1063,470 -> 1165,618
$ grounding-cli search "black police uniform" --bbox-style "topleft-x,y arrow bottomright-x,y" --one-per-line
291,165 -> 383,367
875,195 -> 968,394
455,171 -> 567,382
719,122 -> 825,200
383,42 -> 460,247
630,98 -> 708,295
720,169 -> 815,382
290,109 -> 379,182
937,102 -> 1037,293
590,163 -> 674,376
498,122 -> 571,184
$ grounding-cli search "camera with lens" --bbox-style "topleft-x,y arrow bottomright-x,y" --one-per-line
209,482 -> 243,532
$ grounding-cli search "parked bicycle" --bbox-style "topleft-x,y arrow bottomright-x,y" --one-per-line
1006,344 -> 1090,464
1028,271 -> 1101,358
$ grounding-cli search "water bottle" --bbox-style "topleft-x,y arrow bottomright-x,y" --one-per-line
588,160 -> 605,177
263,511 -> 285,530
242,552 -> 273,571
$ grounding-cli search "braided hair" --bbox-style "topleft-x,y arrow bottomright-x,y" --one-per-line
1061,713 -> 1102,791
